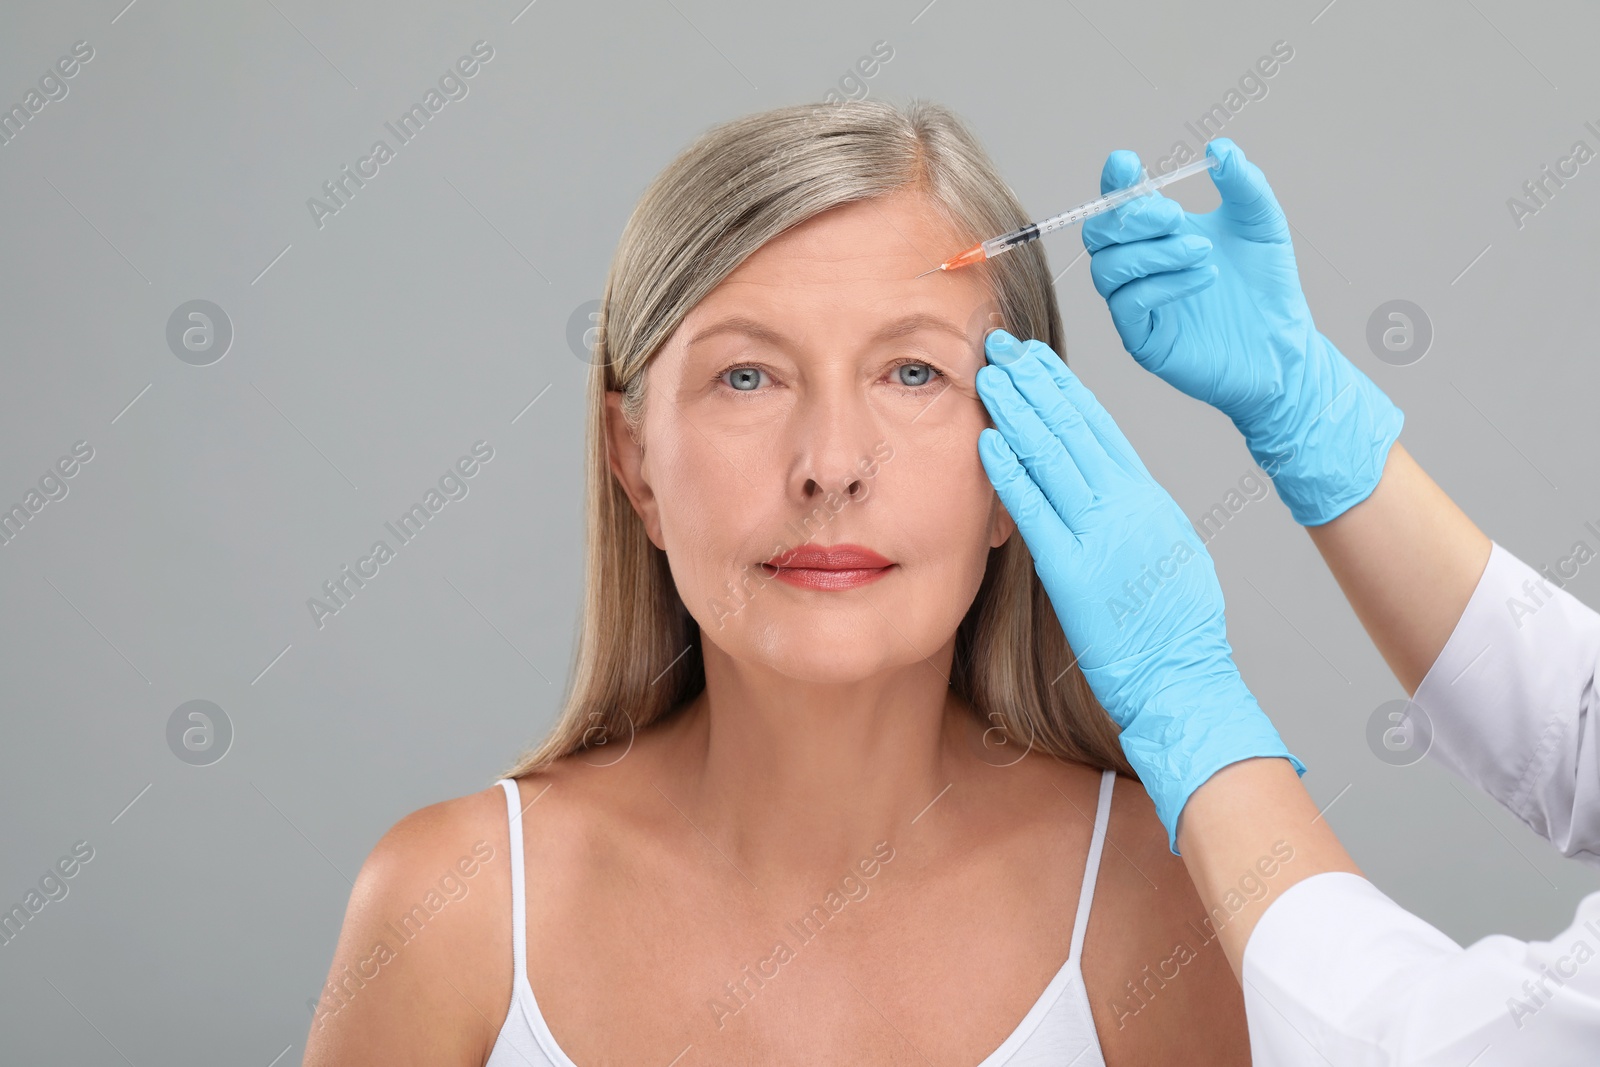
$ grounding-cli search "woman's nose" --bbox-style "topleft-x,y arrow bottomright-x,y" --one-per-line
790,392 -> 879,504
802,472 -> 866,502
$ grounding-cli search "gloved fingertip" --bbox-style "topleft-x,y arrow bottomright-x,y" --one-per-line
1101,149 -> 1142,194
976,365 -> 1015,405
977,427 -> 1015,469
1205,137 -> 1240,172
1206,138 -> 1276,214
985,328 -> 1026,366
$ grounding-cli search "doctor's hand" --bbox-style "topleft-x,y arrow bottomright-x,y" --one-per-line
1080,138 -> 1403,527
975,328 -> 1304,852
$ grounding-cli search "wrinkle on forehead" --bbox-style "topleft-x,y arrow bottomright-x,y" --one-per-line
737,188 -> 969,282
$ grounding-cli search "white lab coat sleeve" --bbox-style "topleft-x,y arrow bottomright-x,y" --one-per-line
1240,539 -> 1600,1065
1242,873 -> 1600,1066
1410,539 -> 1600,864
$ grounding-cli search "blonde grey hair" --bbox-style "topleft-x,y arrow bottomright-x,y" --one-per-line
501,98 -> 1132,781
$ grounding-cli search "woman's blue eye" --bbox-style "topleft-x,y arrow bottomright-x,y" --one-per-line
719,362 -> 940,393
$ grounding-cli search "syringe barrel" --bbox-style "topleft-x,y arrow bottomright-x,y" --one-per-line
973,153 -> 1221,262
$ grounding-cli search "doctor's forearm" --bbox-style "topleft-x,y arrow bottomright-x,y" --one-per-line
1175,756 -> 1361,978
1302,441 -> 1492,695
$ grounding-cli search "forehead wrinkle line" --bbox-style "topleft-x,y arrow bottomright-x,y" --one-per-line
861,195 -> 942,270
686,311 -> 971,352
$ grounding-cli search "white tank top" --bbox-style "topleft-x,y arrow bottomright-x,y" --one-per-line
486,768 -> 1116,1066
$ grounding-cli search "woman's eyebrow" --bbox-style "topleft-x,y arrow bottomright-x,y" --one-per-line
874,313 -> 968,344
686,313 -> 969,350
685,315 -> 785,349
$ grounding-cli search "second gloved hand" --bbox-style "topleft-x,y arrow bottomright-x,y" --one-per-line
1080,138 -> 1403,527
976,328 -> 1304,852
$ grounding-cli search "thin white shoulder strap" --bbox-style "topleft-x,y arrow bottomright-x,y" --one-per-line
495,778 -> 528,984
1069,769 -> 1116,961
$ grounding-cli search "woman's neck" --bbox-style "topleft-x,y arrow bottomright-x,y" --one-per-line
653,631 -> 971,882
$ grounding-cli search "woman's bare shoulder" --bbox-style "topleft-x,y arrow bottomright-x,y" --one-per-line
356,780 -> 513,888
1084,772 -> 1252,1064
301,776 -> 535,1067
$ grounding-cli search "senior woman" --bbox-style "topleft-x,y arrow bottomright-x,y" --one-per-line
303,99 -> 1270,1066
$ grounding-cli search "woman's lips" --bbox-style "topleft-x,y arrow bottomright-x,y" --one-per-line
761,543 -> 895,590
769,565 -> 895,590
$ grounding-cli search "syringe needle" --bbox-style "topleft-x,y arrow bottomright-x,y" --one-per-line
914,152 -> 1222,277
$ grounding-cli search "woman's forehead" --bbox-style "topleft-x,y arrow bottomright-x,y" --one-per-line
680,193 -> 990,336
733,189 -> 969,282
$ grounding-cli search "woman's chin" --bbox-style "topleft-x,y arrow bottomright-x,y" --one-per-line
730,625 -> 920,684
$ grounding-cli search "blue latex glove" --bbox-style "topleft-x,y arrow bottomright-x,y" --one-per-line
975,329 -> 1304,852
1080,138 -> 1403,527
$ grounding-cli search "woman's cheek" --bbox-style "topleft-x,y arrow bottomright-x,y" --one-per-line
901,410 -> 989,476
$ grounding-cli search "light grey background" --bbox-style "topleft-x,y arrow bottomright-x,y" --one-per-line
2,0 -> 1597,1061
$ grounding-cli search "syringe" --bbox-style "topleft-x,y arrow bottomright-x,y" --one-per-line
915,154 -> 1222,277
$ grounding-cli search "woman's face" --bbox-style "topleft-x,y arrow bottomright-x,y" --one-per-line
606,186 -> 1017,683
